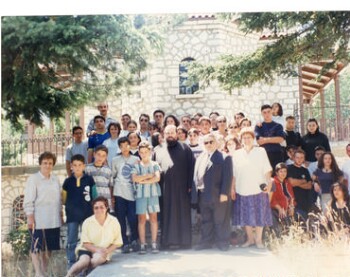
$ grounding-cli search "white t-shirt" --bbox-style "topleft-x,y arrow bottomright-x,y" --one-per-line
232,146 -> 272,196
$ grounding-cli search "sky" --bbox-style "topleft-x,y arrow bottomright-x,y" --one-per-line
1,0 -> 350,16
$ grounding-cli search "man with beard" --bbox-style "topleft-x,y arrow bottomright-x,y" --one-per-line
153,125 -> 195,249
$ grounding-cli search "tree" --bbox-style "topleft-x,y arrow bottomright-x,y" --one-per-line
190,11 -> 350,91
1,15 -> 164,129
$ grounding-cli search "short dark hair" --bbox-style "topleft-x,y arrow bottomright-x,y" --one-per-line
235,112 -> 245,118
314,145 -> 326,152
92,196 -> 109,212
118,136 -> 130,147
72,126 -> 83,135
127,120 -> 138,128
261,104 -> 272,111
209,111 -> 220,117
71,154 -> 85,164
122,113 -> 131,119
139,113 -> 150,122
272,102 -> 283,116
108,122 -> 122,135
39,151 -> 57,165
94,115 -> 105,123
285,115 -> 295,121
94,145 -> 108,154
153,109 -> 165,117
286,145 -> 297,152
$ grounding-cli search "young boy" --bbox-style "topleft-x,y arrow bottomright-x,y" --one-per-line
131,141 -> 161,254
111,137 -> 140,253
85,145 -> 114,212
62,154 -> 97,269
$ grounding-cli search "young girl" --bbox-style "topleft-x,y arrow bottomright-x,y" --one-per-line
127,131 -> 141,158
326,182 -> 350,231
131,141 -> 161,254
313,152 -> 343,211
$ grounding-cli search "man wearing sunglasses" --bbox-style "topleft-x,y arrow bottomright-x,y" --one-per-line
192,133 -> 233,251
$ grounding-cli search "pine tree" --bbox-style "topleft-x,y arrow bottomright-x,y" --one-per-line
1,15 -> 164,129
190,11 -> 350,91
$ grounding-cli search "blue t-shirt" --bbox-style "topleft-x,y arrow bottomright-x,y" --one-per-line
255,121 -> 285,153
88,131 -> 111,151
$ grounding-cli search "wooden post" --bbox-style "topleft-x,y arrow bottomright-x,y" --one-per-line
334,74 -> 343,141
298,66 -> 305,135
65,111 -> 71,136
79,107 -> 85,133
319,89 -> 326,134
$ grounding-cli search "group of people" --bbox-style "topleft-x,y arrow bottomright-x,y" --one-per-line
23,101 -> 350,277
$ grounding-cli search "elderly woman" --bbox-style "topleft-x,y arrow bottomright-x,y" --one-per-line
65,196 -> 122,277
23,152 -> 62,277
232,127 -> 273,249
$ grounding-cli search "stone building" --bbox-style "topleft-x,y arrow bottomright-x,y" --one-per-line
84,14 -> 300,126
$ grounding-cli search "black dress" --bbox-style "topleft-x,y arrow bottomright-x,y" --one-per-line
154,141 -> 195,248
329,201 -> 350,230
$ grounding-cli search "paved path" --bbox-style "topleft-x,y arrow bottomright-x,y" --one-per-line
88,246 -> 294,277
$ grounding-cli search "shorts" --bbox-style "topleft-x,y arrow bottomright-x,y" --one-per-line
29,227 -> 60,253
77,250 -> 92,259
136,196 -> 160,215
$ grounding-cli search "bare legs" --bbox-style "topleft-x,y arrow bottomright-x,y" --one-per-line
65,253 -> 106,277
31,250 -> 51,277
242,226 -> 264,248
138,213 -> 158,244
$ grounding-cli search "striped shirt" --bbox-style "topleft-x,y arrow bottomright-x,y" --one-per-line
131,161 -> 162,199
85,164 -> 113,209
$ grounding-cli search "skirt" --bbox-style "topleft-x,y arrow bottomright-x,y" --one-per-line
233,192 -> 272,227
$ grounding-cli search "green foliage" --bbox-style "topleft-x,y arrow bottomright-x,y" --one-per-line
1,15 -> 165,130
192,11 -> 350,91
7,225 -> 31,256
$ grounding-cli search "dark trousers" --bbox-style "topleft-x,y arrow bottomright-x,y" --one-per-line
267,151 -> 284,174
115,196 -> 138,245
199,197 -> 231,247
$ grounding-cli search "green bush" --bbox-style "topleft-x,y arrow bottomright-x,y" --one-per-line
6,225 -> 31,256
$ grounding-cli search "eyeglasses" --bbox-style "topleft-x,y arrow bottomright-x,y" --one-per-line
94,205 -> 106,210
140,119 -> 149,122
204,140 -> 214,145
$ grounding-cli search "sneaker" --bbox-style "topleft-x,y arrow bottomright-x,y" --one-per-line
130,240 -> 139,252
139,244 -> 147,255
151,242 -> 159,254
122,244 -> 130,254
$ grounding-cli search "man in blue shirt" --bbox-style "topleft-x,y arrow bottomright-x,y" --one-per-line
255,104 -> 286,170
87,115 -> 110,163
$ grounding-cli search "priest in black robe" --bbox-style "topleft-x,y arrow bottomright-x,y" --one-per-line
154,125 -> 195,249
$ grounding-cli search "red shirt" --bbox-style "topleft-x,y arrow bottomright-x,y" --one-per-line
270,176 -> 296,210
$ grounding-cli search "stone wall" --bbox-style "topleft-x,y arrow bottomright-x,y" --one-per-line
83,17 -> 299,127
1,165 -> 67,241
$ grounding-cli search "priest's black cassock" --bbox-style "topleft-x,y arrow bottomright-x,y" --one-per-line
154,141 -> 195,249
